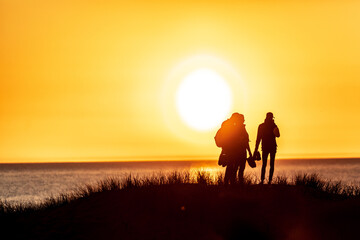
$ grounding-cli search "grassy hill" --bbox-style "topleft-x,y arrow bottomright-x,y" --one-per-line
1,172 -> 360,240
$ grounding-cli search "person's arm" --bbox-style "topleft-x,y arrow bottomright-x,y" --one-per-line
274,125 -> 280,138
246,142 -> 252,158
254,125 -> 262,152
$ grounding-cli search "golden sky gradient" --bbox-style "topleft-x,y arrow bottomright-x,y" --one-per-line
1,1 -> 360,162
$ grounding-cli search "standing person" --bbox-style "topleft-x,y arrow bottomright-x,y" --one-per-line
254,112 -> 280,184
219,117 -> 237,185
216,113 -> 252,185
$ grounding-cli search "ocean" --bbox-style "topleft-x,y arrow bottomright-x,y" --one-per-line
1,158 -> 360,205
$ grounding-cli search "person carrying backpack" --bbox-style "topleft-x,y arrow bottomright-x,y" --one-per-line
215,113 -> 252,185
254,112 -> 280,184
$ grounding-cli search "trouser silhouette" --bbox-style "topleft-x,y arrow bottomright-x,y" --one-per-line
261,150 -> 276,183
224,158 -> 246,185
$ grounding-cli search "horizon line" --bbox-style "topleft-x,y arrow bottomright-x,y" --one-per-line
1,155 -> 360,164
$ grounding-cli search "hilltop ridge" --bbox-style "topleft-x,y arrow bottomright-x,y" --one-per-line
1,173 -> 360,240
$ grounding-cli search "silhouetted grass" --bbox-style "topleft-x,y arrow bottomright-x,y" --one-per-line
293,173 -> 360,198
274,175 -> 289,185
1,171 -> 359,215
294,173 -> 325,189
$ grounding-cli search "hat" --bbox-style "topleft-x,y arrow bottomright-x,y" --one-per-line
253,151 -> 261,161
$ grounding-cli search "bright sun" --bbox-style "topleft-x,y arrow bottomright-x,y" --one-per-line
176,68 -> 232,131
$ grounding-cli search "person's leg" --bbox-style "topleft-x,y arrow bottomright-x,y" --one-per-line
230,163 -> 238,185
268,151 -> 276,184
225,163 -> 237,185
261,151 -> 269,184
238,159 -> 246,184
224,165 -> 231,185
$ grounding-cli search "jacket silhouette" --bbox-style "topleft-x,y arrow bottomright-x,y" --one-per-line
220,113 -> 252,185
255,112 -> 280,184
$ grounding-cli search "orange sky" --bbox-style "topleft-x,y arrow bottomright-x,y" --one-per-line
1,0 -> 360,162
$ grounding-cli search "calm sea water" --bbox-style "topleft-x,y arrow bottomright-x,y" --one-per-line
1,158 -> 360,204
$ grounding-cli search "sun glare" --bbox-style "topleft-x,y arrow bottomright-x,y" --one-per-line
176,68 -> 232,131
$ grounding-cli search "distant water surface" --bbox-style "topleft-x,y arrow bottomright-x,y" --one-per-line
1,158 -> 359,204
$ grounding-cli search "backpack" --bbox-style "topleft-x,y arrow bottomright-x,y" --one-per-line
214,128 -> 224,147
214,119 -> 232,148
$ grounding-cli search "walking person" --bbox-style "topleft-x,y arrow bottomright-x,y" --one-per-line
254,112 -> 280,184
215,113 -> 252,185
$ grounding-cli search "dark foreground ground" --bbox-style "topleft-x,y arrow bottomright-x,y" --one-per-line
1,182 -> 360,240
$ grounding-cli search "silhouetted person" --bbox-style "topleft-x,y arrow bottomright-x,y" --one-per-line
254,112 -> 280,184
220,113 -> 252,185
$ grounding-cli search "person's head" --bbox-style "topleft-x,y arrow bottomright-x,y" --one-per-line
265,112 -> 274,122
230,112 -> 245,124
266,112 -> 273,119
